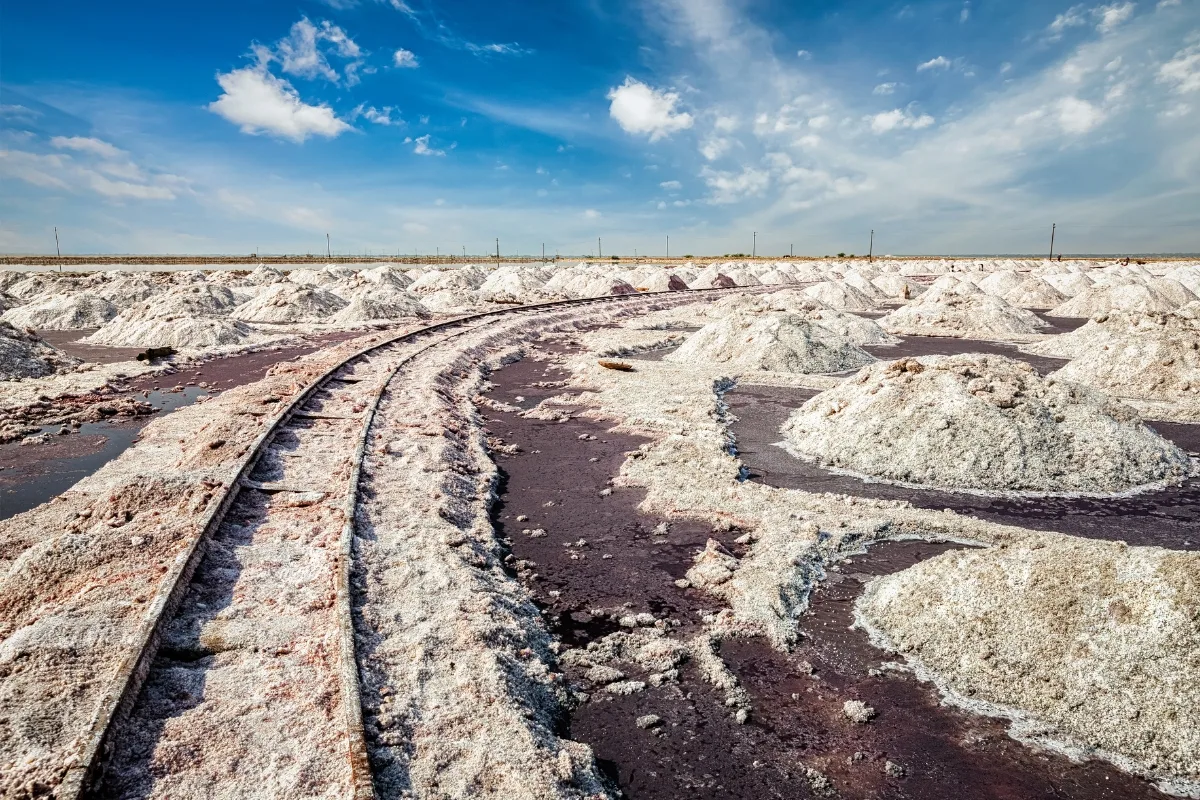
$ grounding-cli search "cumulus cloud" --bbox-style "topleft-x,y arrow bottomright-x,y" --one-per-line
209,66 -> 351,142
1159,42 -> 1200,93
583,208 -> 601,219
700,137 -> 733,160
917,56 -> 952,72
660,180 -> 682,190
50,136 -> 125,159
873,82 -> 898,95
393,48 -> 418,67
1057,96 -> 1105,133
607,77 -> 694,141
701,165 -> 770,204
867,108 -> 935,133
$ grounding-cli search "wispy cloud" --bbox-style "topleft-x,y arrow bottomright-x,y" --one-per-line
917,55 -> 952,72
380,0 -> 531,58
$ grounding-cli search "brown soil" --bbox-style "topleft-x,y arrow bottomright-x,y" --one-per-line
485,340 -> 1168,800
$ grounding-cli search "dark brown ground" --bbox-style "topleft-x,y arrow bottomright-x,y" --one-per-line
484,337 -> 1167,800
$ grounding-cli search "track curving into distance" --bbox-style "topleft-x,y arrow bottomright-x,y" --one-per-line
63,287 -> 747,799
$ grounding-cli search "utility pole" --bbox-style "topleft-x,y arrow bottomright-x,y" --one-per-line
462,245 -> 466,259
496,238 -> 500,263
1049,223 -> 1057,260
752,231 -> 756,258
542,243 -> 545,263
326,233 -> 331,259
869,230 -> 874,263
598,238 -> 602,259
54,227 -> 61,265
666,234 -> 669,259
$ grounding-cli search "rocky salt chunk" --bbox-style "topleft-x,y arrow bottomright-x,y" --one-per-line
843,699 -> 876,723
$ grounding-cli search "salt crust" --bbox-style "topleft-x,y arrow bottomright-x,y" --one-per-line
879,289 -> 1047,339
0,322 -> 80,380
543,316 -> 1200,792
665,311 -> 877,374
782,354 -> 1191,495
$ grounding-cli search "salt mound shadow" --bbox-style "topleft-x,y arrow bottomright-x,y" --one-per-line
665,311 -> 876,374
782,354 -> 1191,494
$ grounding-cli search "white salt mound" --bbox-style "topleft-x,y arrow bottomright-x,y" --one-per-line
0,321 -> 80,379
857,539 -> 1200,790
706,291 -> 897,346
802,281 -> 877,311
2,294 -> 118,330
782,354 -> 1190,494
1003,277 -> 1067,310
1045,310 -> 1200,402
1049,284 -> 1177,318
879,291 -> 1046,338
330,288 -> 431,324
85,317 -> 257,348
665,311 -> 876,374
231,284 -> 348,323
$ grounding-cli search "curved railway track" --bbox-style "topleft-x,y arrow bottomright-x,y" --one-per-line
59,287 -> 742,799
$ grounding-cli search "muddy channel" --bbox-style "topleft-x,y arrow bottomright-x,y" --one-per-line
484,333 -> 1167,800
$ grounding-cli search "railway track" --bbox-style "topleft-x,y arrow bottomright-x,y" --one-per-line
59,287 -> 741,799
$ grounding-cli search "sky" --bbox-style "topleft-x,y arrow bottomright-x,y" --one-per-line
1,0 -> 1198,257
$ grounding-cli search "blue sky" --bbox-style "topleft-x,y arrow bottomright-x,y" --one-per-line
1,0 -> 1198,256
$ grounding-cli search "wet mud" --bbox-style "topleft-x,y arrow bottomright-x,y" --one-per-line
486,340 -> 1167,799
728,385 -> 1200,551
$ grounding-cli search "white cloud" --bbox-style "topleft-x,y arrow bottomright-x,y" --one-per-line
656,201 -> 667,209
1095,2 -> 1136,33
354,105 -> 402,126
960,4 -> 971,22
700,137 -> 733,160
796,49 -> 812,59
1159,43 -> 1200,93
1057,96 -> 1105,133
267,18 -> 364,86
917,56 -> 952,72
660,180 -> 682,190
701,165 -> 770,204
1157,0 -> 1181,7
867,108 -> 935,133
583,208 -> 601,219
393,48 -> 418,68
714,114 -> 739,132
209,66 -> 351,142
1047,4 -> 1089,39
411,134 -> 444,156
0,104 -> 41,121
808,115 -> 831,130
50,136 -> 125,159
0,147 -> 181,201
873,82 -> 898,95
607,77 -> 694,141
